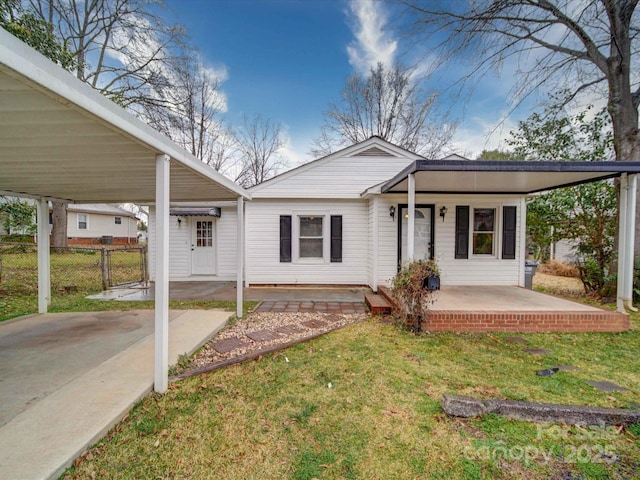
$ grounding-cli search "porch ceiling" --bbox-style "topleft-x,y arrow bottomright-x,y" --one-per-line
0,29 -> 249,204
381,159 -> 640,194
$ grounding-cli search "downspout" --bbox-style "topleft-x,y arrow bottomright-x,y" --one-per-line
617,174 -> 628,313
407,173 -> 415,262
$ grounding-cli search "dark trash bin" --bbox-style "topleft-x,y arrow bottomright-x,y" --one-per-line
524,260 -> 538,289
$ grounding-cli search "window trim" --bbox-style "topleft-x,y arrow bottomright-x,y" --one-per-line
470,206 -> 499,257
292,212 -> 330,263
77,213 -> 88,230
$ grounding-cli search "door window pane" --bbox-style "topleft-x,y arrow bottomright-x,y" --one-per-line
473,208 -> 495,254
299,216 -> 323,258
196,220 -> 213,247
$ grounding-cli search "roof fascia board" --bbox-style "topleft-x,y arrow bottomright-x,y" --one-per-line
0,29 -> 249,201
0,190 -> 71,203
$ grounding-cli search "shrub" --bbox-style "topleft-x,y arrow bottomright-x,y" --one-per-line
390,259 -> 439,332
537,260 -> 580,278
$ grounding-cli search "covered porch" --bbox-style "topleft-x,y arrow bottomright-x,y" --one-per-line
379,159 -> 640,315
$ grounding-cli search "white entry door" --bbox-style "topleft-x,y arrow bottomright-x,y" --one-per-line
191,218 -> 216,275
400,206 -> 434,264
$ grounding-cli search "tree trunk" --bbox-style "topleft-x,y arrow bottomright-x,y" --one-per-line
50,202 -> 67,252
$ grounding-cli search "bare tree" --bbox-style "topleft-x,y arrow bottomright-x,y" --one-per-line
29,0 -> 186,109
234,114 -> 286,187
311,62 -> 456,157
140,55 -> 239,175
403,0 -> 639,162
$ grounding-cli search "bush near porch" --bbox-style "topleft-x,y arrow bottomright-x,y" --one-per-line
63,304 -> 640,479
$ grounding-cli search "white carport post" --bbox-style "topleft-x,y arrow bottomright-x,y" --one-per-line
617,173 -> 637,313
36,198 -> 50,313
155,154 -> 170,393
236,196 -> 244,319
407,173 -> 416,262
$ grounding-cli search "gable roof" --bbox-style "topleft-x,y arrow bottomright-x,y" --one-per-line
249,136 -> 422,194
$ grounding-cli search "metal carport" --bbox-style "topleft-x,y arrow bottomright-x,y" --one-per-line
0,28 -> 250,392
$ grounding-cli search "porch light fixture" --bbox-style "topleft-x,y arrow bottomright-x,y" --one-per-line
177,217 -> 182,227
439,206 -> 448,221
389,205 -> 395,220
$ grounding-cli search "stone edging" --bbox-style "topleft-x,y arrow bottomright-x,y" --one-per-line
442,394 -> 640,427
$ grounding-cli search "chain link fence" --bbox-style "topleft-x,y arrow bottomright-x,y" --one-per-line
0,242 -> 147,297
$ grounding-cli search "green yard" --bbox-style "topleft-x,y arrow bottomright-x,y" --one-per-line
62,313 -> 640,479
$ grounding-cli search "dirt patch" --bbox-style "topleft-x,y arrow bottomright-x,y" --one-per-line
533,272 -> 584,296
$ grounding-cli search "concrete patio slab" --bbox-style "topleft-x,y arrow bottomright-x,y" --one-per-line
432,286 -> 600,311
0,309 -> 230,480
88,282 -> 369,303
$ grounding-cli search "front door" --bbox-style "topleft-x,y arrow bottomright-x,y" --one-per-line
191,218 -> 215,275
398,204 -> 435,265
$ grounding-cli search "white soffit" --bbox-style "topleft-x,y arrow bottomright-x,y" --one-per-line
0,29 -> 249,204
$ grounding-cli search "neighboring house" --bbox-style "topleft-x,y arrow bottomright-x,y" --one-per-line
148,137 -> 525,287
1,200 -> 138,244
551,239 -> 579,263
64,204 -> 138,245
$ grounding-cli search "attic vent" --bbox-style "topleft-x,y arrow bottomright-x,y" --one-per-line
353,146 -> 395,157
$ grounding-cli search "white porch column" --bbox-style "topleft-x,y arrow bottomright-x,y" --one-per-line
617,174 -> 629,312
154,154 -> 170,393
519,198 -> 527,288
236,196 -> 244,319
372,196 -> 379,291
624,174 -> 637,311
36,198 -> 50,313
407,173 -> 415,262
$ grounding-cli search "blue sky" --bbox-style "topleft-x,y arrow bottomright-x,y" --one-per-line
164,0 -> 536,164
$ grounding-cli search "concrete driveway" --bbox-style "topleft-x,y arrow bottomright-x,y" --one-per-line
0,309 -> 230,480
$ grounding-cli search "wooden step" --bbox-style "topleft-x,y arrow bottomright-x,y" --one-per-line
365,293 -> 392,314
377,285 -> 396,307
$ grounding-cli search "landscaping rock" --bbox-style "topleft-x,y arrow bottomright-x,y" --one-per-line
441,394 -> 488,418
441,394 -> 640,426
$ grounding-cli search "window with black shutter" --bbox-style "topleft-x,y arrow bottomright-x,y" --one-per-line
502,206 -> 517,260
455,206 -> 469,259
330,215 -> 342,262
279,215 -> 292,262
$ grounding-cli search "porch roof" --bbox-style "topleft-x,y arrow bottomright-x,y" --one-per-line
380,159 -> 640,194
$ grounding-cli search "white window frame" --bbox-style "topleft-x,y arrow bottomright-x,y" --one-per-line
115,216 -> 122,225
77,213 -> 88,230
470,206 -> 500,257
292,212 -> 329,263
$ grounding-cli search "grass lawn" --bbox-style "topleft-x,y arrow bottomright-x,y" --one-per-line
62,312 -> 640,479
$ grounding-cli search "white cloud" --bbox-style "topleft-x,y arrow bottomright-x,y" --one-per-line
450,115 -> 519,159
346,0 -> 397,74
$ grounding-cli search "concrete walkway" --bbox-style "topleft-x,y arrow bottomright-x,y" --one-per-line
0,309 -> 230,480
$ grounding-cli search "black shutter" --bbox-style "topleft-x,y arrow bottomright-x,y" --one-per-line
455,206 -> 469,259
279,215 -> 292,263
330,215 -> 342,263
502,206 -> 517,260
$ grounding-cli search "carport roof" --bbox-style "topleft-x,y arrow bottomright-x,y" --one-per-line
0,29 -> 249,204
380,159 -> 640,194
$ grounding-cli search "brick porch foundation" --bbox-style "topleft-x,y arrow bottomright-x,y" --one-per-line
424,310 -> 629,333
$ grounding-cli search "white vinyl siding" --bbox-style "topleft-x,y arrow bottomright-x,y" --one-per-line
67,211 -> 137,238
148,205 -> 238,281
246,199 -> 368,285
375,194 -> 523,287
251,155 -> 413,199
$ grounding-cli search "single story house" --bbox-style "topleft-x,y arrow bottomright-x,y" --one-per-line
63,204 -> 138,245
148,136 -> 640,305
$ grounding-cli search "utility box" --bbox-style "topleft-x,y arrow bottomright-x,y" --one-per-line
524,260 -> 539,289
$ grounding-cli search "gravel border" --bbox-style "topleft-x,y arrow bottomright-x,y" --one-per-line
170,311 -> 367,381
